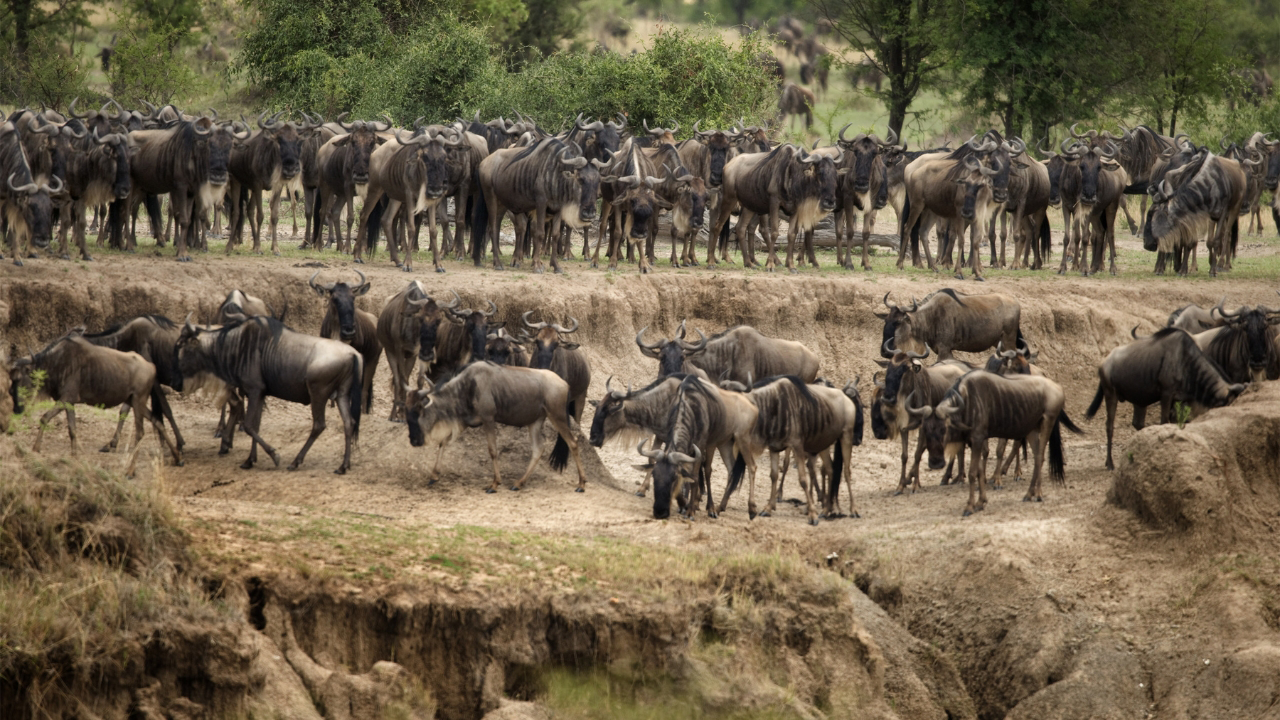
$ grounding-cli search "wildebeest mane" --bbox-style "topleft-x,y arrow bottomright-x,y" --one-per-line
751,374 -> 815,402
1177,332 -> 1235,405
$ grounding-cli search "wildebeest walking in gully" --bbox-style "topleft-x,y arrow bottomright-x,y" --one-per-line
311,270 -> 382,415
929,371 -> 1083,516
1086,327 -> 1246,471
8,333 -> 183,477
404,362 -> 588,493
174,316 -> 363,474
878,289 -> 1024,361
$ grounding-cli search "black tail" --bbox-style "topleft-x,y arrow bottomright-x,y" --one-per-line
828,441 -> 844,508
726,452 -> 747,500
853,400 -> 865,446
144,195 -> 163,241
1015,327 -> 1026,353
108,199 -> 125,250
471,190 -> 489,266
309,191 -> 324,248
348,355 -> 362,439
366,196 -> 385,253
1085,381 -> 1104,419
549,433 -> 570,472
1039,216 -> 1051,256
1058,408 -> 1085,435
1049,417 -> 1066,486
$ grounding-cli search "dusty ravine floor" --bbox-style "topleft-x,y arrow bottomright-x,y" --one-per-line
4,220 -> 1280,719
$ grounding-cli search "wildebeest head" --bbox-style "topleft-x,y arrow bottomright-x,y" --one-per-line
1075,140 -> 1121,205
485,328 -> 528,367
6,352 -> 38,414
878,346 -> 930,405
673,171 -> 707,229
404,290 -> 459,365
90,128 -> 133,200
523,312 -> 580,369
931,385 -> 970,461
793,147 -> 842,213
636,322 -> 706,377
259,112 -> 303,180
445,297 -> 500,363
733,119 -> 771,153
1259,134 -> 1280,190
612,175 -> 666,238
588,376 -> 631,447
983,340 -> 1033,375
310,269 -> 370,343
558,146 -> 605,225
956,155 -> 999,220
693,121 -> 736,187
1040,138 -> 1082,207
404,378 -> 461,449
396,127 -> 457,200
837,125 -> 898,194
574,113 -> 623,164
1213,300 -> 1280,379
172,316 -> 223,393
638,438 -> 699,520
189,116 -> 241,186
333,118 -> 389,185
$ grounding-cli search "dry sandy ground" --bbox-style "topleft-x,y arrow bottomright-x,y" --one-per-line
4,216 -> 1280,718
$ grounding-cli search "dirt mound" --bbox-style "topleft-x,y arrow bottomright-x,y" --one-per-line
1109,383 -> 1280,551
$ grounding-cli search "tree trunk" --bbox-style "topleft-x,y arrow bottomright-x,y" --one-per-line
10,0 -> 32,63
888,89 -> 909,137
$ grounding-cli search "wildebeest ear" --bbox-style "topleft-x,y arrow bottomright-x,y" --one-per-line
489,321 -> 506,331
587,399 -> 599,408
873,311 -> 889,320
837,168 -> 849,176
873,358 -> 890,368
631,463 -> 654,473
332,135 -> 351,147
562,170 -> 576,180
911,361 -> 923,373
561,342 -> 580,351
374,136 -> 388,145
352,283 -> 371,297
655,198 -> 673,210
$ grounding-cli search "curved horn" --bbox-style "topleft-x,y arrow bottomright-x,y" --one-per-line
40,175 -> 63,194
678,326 -> 707,352
882,127 -> 898,147
905,343 -> 929,360
1099,140 -> 1118,159
965,134 -> 982,150
883,337 -> 896,356
838,123 -> 853,143
522,310 -> 548,330
60,122 -> 87,139
555,316 -> 579,334
559,147 -> 587,168
905,392 -> 932,418
442,289 -> 461,310
68,97 -> 87,119
883,291 -> 897,310
638,439 -> 663,459
636,326 -> 664,354
8,172 -> 37,194
1037,137 -> 1057,159
482,299 -> 497,317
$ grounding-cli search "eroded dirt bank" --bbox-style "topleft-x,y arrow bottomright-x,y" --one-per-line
5,256 -> 1280,719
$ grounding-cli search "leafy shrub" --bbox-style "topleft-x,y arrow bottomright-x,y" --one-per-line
0,35 -> 91,109
109,22 -> 199,106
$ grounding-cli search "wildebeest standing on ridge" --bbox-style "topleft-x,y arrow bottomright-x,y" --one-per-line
878,290 -> 1023,361
174,316 -> 363,474
404,362 -> 588,493
8,334 -> 183,477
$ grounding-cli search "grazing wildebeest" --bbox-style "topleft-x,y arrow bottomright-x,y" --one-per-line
57,128 -> 130,261
226,111 -> 303,256
708,144 -> 843,272
522,312 -> 590,424
778,82 -> 815,129
129,115 -> 242,261
640,323 -> 820,385
174,316 -> 363,474
376,281 -> 453,421
8,334 -> 183,476
871,346 -> 968,493
473,137 -> 606,272
311,118 -> 389,253
310,270 -> 381,415
877,289 -> 1023,361
404,362 -> 588,492
928,371 -> 1082,515
1144,148 -> 1246,277
1191,300 -> 1280,384
1086,327 -> 1246,470
0,121 -> 58,265
79,314 -> 189,451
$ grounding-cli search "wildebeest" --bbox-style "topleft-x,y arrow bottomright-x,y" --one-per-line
58,127 -> 130,261
897,147 -> 1001,277
1144,148 -> 1247,277
929,371 -> 1082,515
1062,140 -> 1129,276
376,280 -> 450,421
174,315 -> 363,474
0,121 -> 58,265
592,138 -> 664,272
485,327 -> 529,367
1167,301 -> 1225,334
129,115 -> 242,261
311,118 -> 389,253
1001,153 -> 1051,270
778,82 -> 815,129
877,289 -> 1023,361
833,125 -> 896,270
226,112 -> 302,256
522,312 -> 590,424
871,347 -> 968,493
473,137 -> 606,272
359,127 -> 459,272
1191,300 -> 1280,384
1085,327 -> 1246,470
404,362 -> 588,492
8,333 -> 183,476
708,144 -> 843,272
310,270 -> 381,415
426,295 -> 499,381
664,169 -> 708,268
296,113 -> 343,247
1113,125 -> 1177,235
640,323 -> 820,385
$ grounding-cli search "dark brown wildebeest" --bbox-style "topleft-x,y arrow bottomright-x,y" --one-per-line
358,127 -> 458,271
226,111 -> 303,256
79,314 -> 189,452
485,327 -> 529,367
0,121 -> 58,265
997,152 -> 1051,270
296,112 -> 343,248
57,127 -> 130,261
1086,327 -> 1246,470
1258,133 -> 1280,231
1142,138 -> 1204,275
1041,138 -> 1083,269
426,294 -> 500,382
664,168 -> 708,268
897,147 -> 1002,278
878,289 -> 1023,361
311,270 -> 381,415
1063,140 -> 1129,276
562,114 -> 625,259
1113,125 -> 1177,235
522,312 -> 590,424
1191,300 -> 1280,384
1167,301 -> 1225,334
870,347 -> 967,494
174,315 -> 363,474
8,333 -> 183,476
979,341 -> 1048,488
635,325 -> 711,380
833,125 -> 896,269
591,138 -> 664,272
129,114 -> 242,261
589,374 -> 691,499
928,371 -> 1082,515
404,361 -> 588,492
640,323 -> 820,385
778,82 -> 814,130
311,118 -> 389,253
1144,148 -> 1247,277
474,137 -> 606,272
677,123 -> 738,261
376,280 -> 451,421
708,145 -> 843,271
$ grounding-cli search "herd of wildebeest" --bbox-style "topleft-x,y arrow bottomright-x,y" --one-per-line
8,272 -> 1277,521
2,99 -> 1279,278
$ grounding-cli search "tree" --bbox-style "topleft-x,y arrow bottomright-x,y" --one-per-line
0,0 -> 87,65
809,0 -> 948,135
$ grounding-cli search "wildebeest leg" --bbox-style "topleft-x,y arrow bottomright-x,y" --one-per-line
968,220 -> 985,280
143,396 -> 183,469
238,392 -> 281,469
800,452 -> 820,525
804,228 -> 818,267
269,186 -> 282,255
894,431 -> 911,494
760,450 -> 782,517
768,202 -> 787,272
546,403 -> 588,492
428,204 -> 445,273
287,398 -> 328,473
1023,429 -> 1044,502
104,403 -> 130,452
33,404 -> 67,453
1106,205 -> 1119,276
496,421 -> 528,492
251,188 -> 266,254
991,438 -> 1007,489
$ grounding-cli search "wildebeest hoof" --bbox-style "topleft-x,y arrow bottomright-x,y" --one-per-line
402,265 -> 412,273
178,256 -> 192,262
808,517 -> 819,526
1036,497 -> 1043,502
175,460 -> 185,467
635,490 -> 646,497
270,454 -> 282,467
99,445 -> 113,453
509,485 -> 520,491
83,255 -> 93,261
485,487 -> 497,494
575,487 -> 585,493
60,254 -> 70,260
287,464 -> 299,471
218,447 -> 230,456
436,266 -> 446,273
851,512 -> 861,519
240,460 -> 254,469
13,259 -> 23,266
962,508 -> 973,517
273,251 -> 281,257
1023,496 -> 1032,502
354,257 -> 365,264
759,510 -> 771,517
974,276 -> 985,282
893,489 -> 904,497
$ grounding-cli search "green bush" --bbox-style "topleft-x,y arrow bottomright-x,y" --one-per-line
109,22 -> 199,106
0,35 -> 91,109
